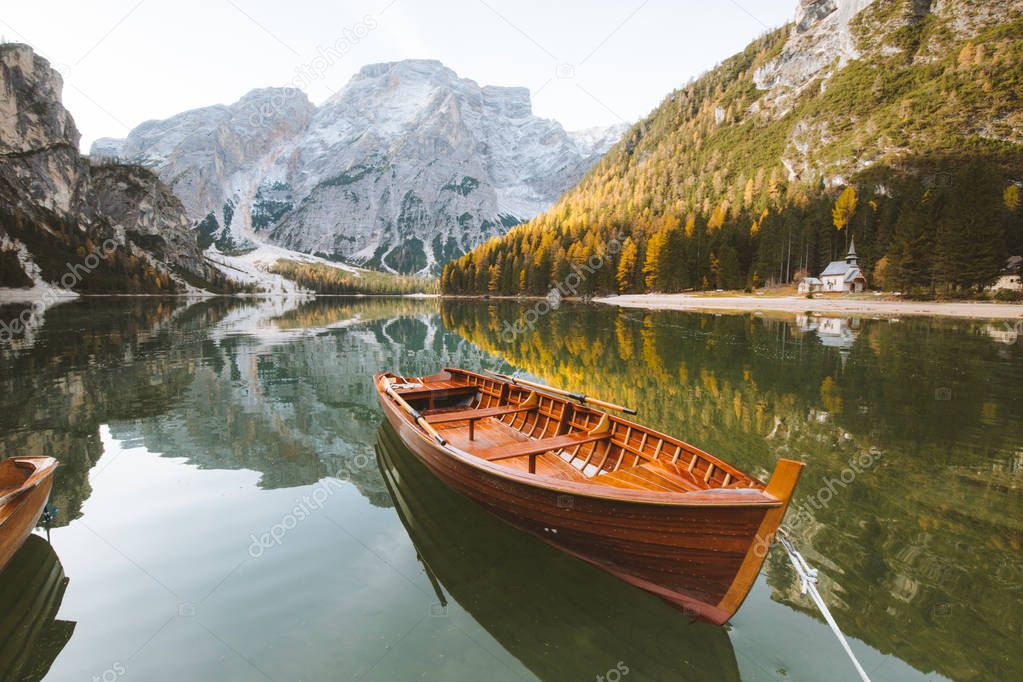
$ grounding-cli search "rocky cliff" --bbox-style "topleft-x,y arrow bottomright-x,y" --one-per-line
93,60 -> 625,274
0,43 -> 230,295
753,0 -> 876,117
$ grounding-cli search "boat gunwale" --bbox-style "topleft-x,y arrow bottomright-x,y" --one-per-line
375,371 -> 786,509
0,457 -> 59,510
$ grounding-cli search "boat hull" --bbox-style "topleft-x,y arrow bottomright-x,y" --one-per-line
377,387 -> 797,624
0,457 -> 58,573
376,421 -> 742,681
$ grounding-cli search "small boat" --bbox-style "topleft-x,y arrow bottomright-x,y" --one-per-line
376,421 -> 741,680
375,368 -> 803,624
0,457 -> 59,572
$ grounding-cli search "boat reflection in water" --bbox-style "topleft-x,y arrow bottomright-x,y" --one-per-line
0,534 -> 75,681
376,421 -> 740,682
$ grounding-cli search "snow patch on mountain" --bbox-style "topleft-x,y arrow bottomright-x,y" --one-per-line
204,242 -> 362,295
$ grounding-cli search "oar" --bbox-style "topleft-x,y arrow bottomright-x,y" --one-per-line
483,369 -> 637,415
383,378 -> 448,446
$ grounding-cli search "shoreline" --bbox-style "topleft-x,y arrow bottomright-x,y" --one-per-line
0,290 -> 440,304
593,293 -> 1023,320
6,288 -> 1023,320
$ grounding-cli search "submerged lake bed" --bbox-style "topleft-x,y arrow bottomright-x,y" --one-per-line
1,297 -> 1020,682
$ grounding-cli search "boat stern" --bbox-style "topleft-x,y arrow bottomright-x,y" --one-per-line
712,458 -> 804,623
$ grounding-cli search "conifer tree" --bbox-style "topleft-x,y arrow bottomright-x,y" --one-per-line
616,237 -> 638,293
833,186 -> 858,251
643,229 -> 669,291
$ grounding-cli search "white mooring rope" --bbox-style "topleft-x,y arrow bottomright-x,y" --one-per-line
777,532 -> 872,682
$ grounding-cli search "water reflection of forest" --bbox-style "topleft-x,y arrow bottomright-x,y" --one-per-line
440,300 -> 1023,682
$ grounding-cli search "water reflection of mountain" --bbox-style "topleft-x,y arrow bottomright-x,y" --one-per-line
1,297 -> 499,518
0,298 -> 242,525
376,421 -> 739,682
108,299 -> 498,506
440,300 -> 1023,682
0,535 -> 76,681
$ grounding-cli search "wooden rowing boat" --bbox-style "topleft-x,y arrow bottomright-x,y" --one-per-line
0,457 -> 58,573
374,368 -> 803,624
376,420 -> 741,680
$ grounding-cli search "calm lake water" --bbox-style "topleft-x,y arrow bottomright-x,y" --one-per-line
0,297 -> 1020,682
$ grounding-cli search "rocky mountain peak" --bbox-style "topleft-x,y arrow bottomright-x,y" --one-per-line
355,58 -> 449,80
89,59 -> 624,274
0,43 -> 79,154
233,87 -> 314,131
91,85 -> 316,234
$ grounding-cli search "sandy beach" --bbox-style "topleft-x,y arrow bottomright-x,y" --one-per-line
594,293 -> 1023,320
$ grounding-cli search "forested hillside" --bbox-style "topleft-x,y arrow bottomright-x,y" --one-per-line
268,260 -> 438,295
442,1 -> 1023,296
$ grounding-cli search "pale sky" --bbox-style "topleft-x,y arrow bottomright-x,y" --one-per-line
1,0 -> 796,151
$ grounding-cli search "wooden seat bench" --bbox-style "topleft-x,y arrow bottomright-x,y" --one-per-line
393,382 -> 479,405
482,431 -> 610,473
425,403 -> 537,440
